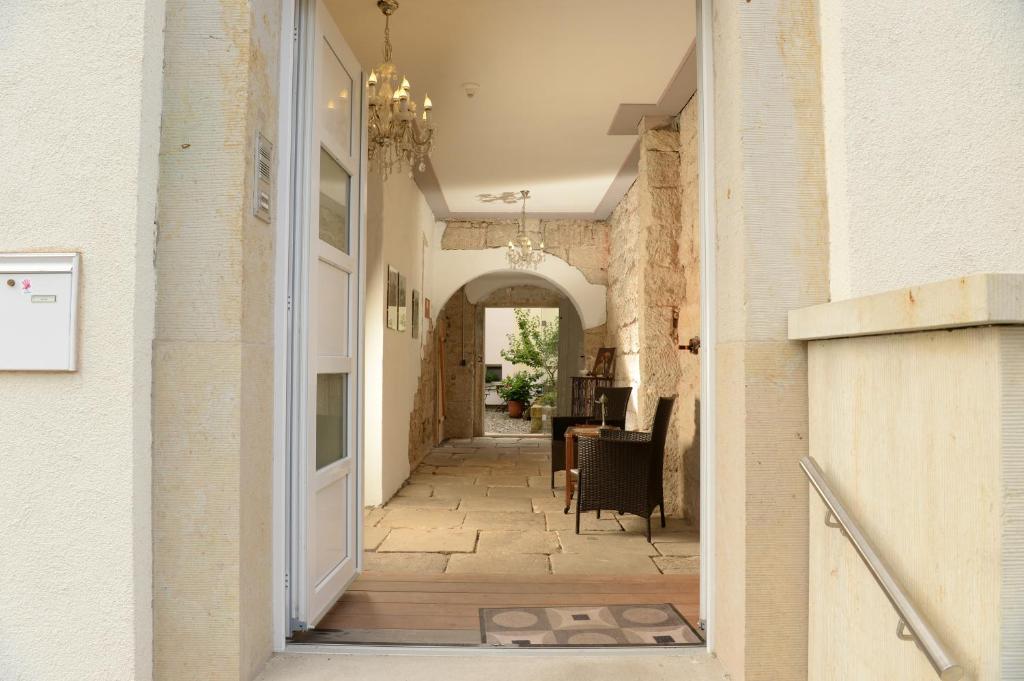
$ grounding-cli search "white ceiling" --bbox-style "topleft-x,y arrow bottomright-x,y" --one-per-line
326,0 -> 696,218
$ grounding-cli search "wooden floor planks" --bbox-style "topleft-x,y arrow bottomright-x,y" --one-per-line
315,572 -> 700,638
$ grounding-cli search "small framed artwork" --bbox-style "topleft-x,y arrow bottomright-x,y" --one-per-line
591,347 -> 617,378
411,289 -> 420,339
397,273 -> 408,332
386,266 -> 398,330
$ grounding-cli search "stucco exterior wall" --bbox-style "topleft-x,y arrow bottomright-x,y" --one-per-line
819,0 -> 1024,300
711,1 -> 830,679
153,1 -> 280,679
364,171 -> 437,506
0,2 -> 164,679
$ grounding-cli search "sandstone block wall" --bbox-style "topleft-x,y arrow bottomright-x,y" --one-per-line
441,219 -> 611,286
605,106 -> 701,520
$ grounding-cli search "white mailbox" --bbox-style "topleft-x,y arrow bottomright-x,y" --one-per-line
0,253 -> 80,371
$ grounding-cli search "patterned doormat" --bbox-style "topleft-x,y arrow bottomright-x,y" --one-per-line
479,604 -> 704,647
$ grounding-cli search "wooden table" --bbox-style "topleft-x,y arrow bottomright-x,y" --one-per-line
563,424 -> 618,513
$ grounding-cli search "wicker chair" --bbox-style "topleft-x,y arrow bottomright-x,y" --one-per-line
550,386 -> 632,486
574,397 -> 675,542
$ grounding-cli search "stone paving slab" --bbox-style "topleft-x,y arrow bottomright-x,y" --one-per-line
476,474 -> 530,486
364,525 -> 390,550
378,509 -> 466,529
364,507 -> 387,527
429,483 -> 489,498
618,515 -> 697,536
461,511 -> 546,531
556,531 -> 660,556
654,556 -> 701,574
545,512 -> 624,532
445,552 -> 550,575
383,497 -> 461,510
532,496 -> 572,514
363,551 -> 448,574
476,530 -> 560,555
488,486 -> 553,499
378,529 -> 478,553
396,484 -> 434,498
549,553 -> 660,575
655,540 -> 701,556
457,497 -> 534,512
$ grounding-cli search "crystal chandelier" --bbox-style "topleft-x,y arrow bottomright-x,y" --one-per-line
506,190 -> 546,270
366,0 -> 435,179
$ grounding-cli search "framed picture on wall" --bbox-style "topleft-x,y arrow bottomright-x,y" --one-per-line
591,347 -> 617,378
411,289 -> 420,339
398,274 -> 408,332
386,266 -> 398,330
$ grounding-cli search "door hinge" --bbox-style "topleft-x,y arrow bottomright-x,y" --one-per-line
292,26 -> 298,42
698,618 -> 707,632
291,617 -> 308,632
287,294 -> 293,311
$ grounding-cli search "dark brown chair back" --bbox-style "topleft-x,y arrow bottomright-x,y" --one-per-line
592,386 -> 632,421
649,396 -> 675,454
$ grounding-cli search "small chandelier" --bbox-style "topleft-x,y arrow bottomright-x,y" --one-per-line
506,190 -> 546,270
366,0 -> 435,179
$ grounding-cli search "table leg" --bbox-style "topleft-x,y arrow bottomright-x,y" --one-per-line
563,432 -> 575,513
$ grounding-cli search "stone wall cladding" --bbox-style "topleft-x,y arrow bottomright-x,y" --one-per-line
604,107 -> 700,520
407,328 -> 439,470
438,287 -> 480,439
441,219 -> 611,286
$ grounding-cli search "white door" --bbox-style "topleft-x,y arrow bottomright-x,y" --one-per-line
292,0 -> 366,629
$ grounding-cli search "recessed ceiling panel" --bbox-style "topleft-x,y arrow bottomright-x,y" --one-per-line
326,0 -> 696,217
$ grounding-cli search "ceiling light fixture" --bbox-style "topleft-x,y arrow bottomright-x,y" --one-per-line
366,0 -> 435,179
506,190 -> 546,270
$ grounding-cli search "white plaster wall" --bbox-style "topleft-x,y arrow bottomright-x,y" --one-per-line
0,1 -> 164,679
819,1 -> 1024,300
364,172 -> 436,506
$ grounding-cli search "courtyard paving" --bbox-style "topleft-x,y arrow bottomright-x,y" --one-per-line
363,437 -> 700,576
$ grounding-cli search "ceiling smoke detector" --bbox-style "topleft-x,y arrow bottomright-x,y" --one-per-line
462,82 -> 480,99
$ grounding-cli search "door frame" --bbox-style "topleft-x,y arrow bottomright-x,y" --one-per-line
273,0 -> 369,648
272,0 -> 718,654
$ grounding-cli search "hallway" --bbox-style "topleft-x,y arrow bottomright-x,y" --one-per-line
363,437 -> 700,576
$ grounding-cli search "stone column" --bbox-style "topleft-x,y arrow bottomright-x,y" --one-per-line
711,1 -> 829,679
152,1 -> 280,679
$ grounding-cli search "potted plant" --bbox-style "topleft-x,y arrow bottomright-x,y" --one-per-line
496,371 -> 536,419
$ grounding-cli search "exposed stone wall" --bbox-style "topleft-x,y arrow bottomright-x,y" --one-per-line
478,284 -> 562,308
407,326 -> 439,469
438,287 -> 481,439
441,219 -> 611,286
604,105 -> 700,520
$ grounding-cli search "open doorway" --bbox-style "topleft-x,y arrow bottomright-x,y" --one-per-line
483,306 -> 559,436
283,0 -> 704,650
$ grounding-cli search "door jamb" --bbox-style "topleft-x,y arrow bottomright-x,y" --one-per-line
697,0 -> 717,653
273,0 -> 716,654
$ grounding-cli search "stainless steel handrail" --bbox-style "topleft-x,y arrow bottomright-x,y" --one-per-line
800,456 -> 964,681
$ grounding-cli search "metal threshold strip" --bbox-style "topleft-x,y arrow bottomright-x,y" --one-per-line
800,456 -> 963,681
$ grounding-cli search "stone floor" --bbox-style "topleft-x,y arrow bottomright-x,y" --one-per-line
483,406 -> 533,434
364,437 -> 700,576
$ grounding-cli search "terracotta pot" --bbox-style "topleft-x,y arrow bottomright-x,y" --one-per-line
507,400 -> 524,419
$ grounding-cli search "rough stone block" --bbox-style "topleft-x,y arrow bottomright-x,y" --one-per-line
440,222 -> 486,249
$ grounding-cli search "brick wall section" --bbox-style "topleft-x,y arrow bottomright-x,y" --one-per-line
605,105 -> 701,520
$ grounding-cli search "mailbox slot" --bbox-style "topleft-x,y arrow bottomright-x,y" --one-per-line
0,253 -> 80,371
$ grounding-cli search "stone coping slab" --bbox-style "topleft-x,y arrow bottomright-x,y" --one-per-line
789,273 -> 1024,340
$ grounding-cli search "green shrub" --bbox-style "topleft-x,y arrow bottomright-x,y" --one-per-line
496,371 -> 537,404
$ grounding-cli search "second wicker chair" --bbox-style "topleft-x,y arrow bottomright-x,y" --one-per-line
574,397 -> 675,543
